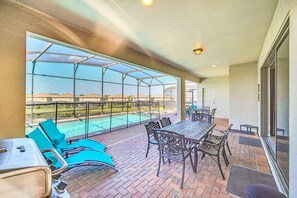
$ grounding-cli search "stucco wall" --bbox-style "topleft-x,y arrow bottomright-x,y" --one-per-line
258,0 -> 290,67
197,77 -> 229,119
0,1 -> 199,139
229,62 -> 258,129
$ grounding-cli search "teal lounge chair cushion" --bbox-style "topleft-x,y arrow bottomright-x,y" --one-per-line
27,128 -> 115,170
39,119 -> 105,152
26,128 -> 61,165
66,150 -> 114,168
53,133 -> 65,145
67,139 -> 105,151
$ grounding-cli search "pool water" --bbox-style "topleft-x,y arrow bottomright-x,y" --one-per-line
27,113 -> 152,138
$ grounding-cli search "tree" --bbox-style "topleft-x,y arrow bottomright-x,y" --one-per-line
104,95 -> 110,107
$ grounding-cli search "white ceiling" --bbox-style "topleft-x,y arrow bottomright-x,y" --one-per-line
17,0 -> 278,77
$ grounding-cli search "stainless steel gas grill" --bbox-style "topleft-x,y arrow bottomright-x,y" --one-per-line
0,138 -> 69,198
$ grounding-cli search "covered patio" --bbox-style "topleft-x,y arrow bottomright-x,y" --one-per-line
64,117 -> 273,198
1,0 -> 296,197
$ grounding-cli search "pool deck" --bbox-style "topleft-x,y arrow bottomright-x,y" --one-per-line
63,115 -> 273,198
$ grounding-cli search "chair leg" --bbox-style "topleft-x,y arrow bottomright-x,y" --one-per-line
189,152 -> 195,172
181,161 -> 185,189
226,141 -> 232,155
224,150 -> 230,165
201,153 -> 206,160
145,142 -> 150,157
217,155 -> 225,180
222,151 -> 228,167
157,154 -> 162,176
162,157 -> 165,164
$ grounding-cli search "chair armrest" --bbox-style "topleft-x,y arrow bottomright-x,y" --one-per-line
212,128 -> 225,134
204,139 -> 219,145
198,142 -> 219,151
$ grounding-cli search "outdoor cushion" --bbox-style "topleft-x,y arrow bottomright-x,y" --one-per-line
53,133 -> 65,145
39,119 -> 105,152
27,128 -> 115,170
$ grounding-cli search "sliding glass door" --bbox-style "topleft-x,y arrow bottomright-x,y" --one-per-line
275,35 -> 289,182
261,22 -> 289,189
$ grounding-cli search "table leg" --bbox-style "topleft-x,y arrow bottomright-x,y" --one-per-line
194,145 -> 198,173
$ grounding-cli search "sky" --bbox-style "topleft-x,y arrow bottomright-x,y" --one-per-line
26,37 -> 177,96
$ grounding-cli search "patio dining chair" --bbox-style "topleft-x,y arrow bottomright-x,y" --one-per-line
39,119 -> 106,152
154,129 -> 194,189
144,121 -> 161,158
196,126 -> 232,180
26,128 -> 116,171
191,113 -> 212,123
160,117 -> 172,128
206,124 -> 233,156
210,108 -> 217,123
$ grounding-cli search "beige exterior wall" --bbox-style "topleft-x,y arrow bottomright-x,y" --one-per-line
0,1 -> 198,139
197,77 -> 229,119
258,0 -> 290,67
229,62 -> 258,129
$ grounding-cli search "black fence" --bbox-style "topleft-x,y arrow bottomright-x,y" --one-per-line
26,101 -> 176,139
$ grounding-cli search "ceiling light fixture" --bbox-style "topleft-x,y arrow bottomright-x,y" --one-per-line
193,48 -> 203,55
212,65 -> 216,67
141,0 -> 153,6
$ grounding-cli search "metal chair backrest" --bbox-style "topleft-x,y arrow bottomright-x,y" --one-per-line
191,113 -> 212,123
218,124 -> 233,152
210,108 -> 217,117
154,129 -> 187,161
160,117 -> 172,128
145,121 -> 161,141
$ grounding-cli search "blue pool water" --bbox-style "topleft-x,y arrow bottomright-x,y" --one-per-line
27,113 -> 152,138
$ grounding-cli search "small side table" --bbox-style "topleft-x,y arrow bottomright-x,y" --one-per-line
240,124 -> 258,134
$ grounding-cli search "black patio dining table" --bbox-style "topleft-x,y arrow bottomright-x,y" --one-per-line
162,120 -> 216,173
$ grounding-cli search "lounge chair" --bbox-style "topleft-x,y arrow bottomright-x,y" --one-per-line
39,119 -> 106,152
27,128 -> 116,170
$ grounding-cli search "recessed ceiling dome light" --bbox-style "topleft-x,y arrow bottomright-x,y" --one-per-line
212,65 -> 216,67
193,48 -> 203,55
141,0 -> 153,6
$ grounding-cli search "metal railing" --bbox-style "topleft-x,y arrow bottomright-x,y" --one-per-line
26,101 -> 177,139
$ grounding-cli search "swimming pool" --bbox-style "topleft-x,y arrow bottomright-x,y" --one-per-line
27,113 -> 152,138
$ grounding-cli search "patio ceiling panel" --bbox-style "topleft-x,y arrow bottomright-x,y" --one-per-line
141,69 -> 163,77
47,44 -> 92,57
156,76 -> 177,84
108,63 -> 136,73
26,53 -> 39,61
37,53 -> 85,63
142,78 -> 154,85
26,37 -> 51,52
26,36 -> 178,85
79,57 -> 115,66
151,78 -> 164,85
129,71 -> 150,79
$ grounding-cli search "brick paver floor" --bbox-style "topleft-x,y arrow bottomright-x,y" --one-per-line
63,117 -> 273,198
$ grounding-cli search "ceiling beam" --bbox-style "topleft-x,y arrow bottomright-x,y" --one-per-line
138,75 -> 166,80
74,55 -> 95,64
32,43 -> 53,62
101,62 -> 118,68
